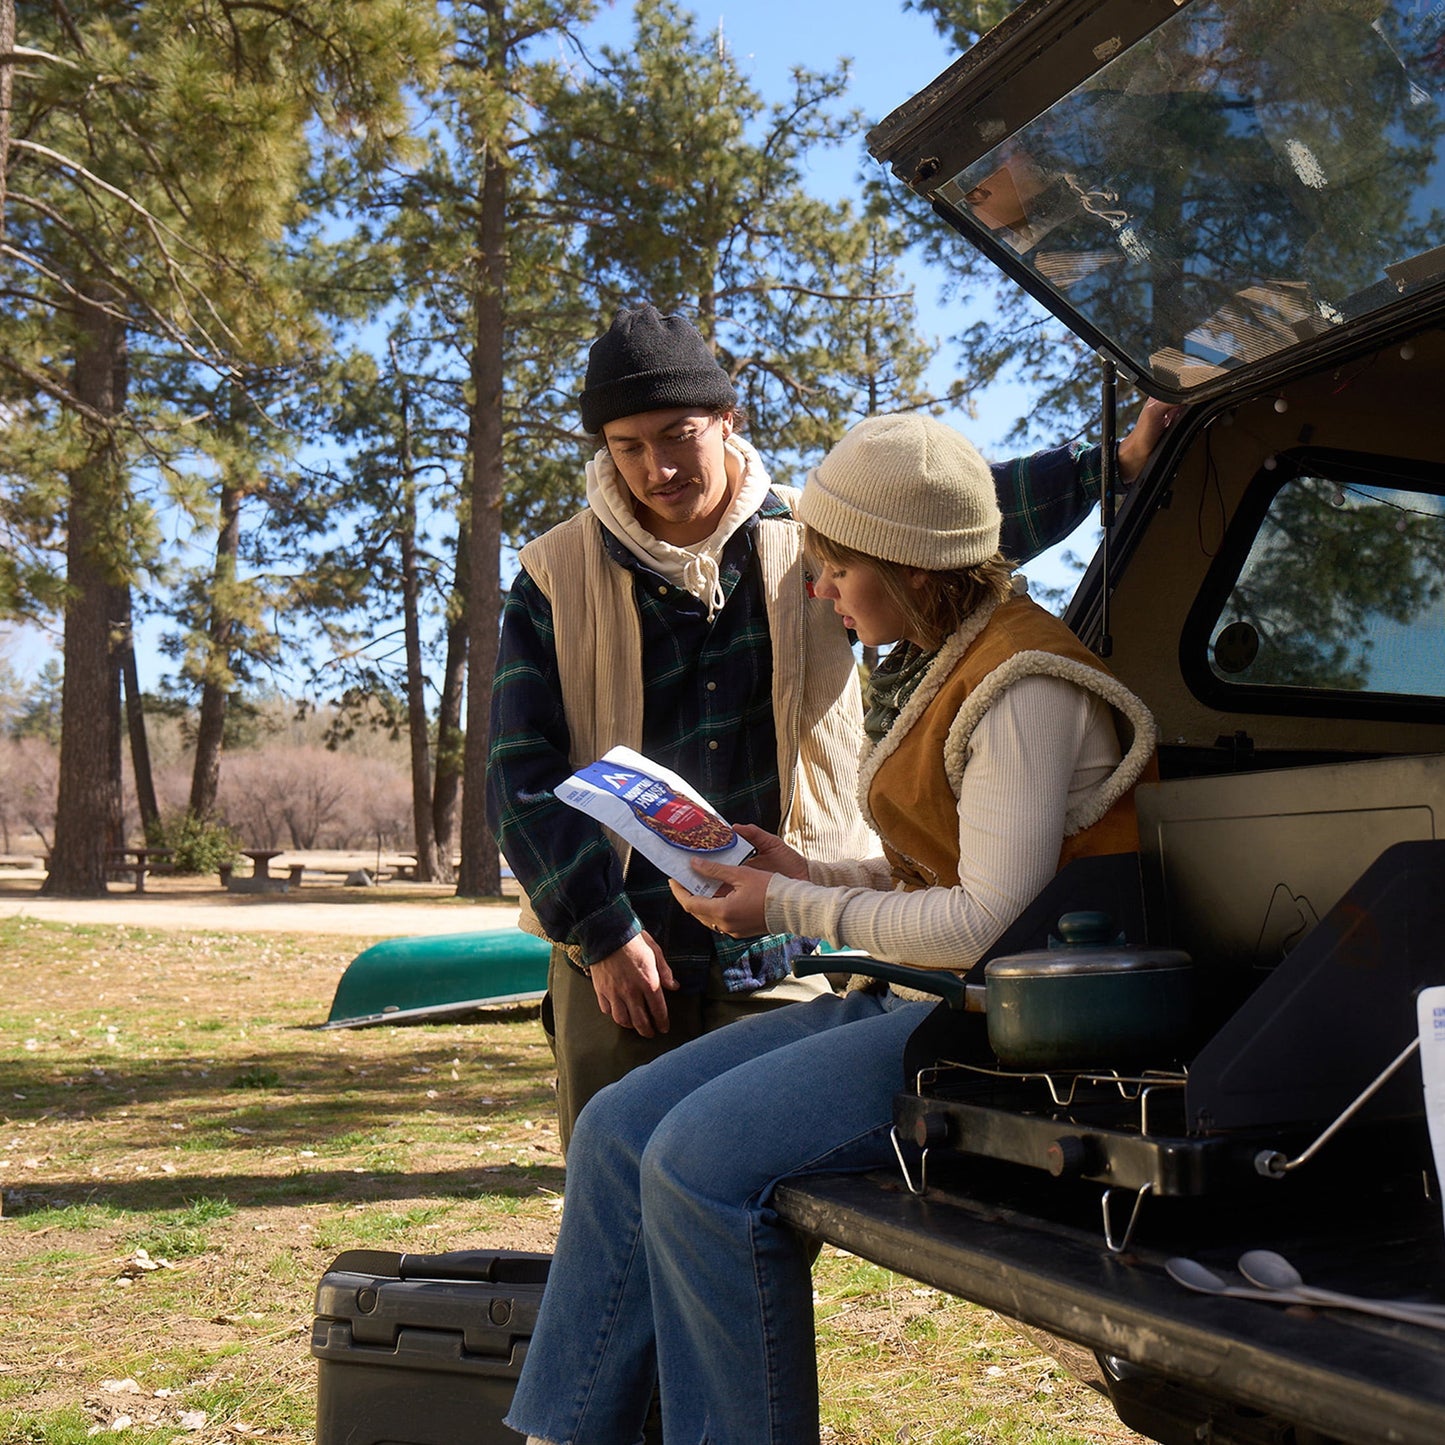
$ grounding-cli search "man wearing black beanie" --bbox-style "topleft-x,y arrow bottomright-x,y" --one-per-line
486,303 -> 1174,1151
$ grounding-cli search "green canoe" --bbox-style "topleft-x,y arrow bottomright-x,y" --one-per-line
323,928 -> 552,1028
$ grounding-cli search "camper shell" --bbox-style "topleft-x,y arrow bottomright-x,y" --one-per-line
775,2 -> 1445,1440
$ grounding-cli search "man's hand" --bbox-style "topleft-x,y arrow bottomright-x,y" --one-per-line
1117,396 -> 1186,483
590,931 -> 678,1038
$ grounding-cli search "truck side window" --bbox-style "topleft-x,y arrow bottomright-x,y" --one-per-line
1203,464 -> 1445,699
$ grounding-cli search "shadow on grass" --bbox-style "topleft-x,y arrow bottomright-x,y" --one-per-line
0,1009 -> 559,1145
305,1003 -> 543,1032
0,1060 -> 559,1133
3,1161 -> 568,1216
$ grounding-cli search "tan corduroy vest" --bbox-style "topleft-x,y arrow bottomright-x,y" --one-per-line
514,477 -> 875,947
863,593 -> 1158,894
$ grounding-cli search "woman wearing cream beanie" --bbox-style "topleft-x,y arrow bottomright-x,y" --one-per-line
506,412 -> 1157,1445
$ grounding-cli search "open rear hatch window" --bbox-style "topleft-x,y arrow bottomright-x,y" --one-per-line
870,0 -> 1445,401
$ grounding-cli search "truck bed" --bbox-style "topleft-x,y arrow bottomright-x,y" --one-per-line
775,1160 -> 1445,1445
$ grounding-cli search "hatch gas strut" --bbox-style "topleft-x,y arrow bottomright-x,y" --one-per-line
1098,354 -> 1116,659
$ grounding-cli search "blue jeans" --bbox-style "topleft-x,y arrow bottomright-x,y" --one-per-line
504,988 -> 931,1445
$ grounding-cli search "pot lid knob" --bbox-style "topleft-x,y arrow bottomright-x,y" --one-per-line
1051,910 -> 1125,949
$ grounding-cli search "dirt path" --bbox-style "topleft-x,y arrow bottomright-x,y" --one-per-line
0,869 -> 521,936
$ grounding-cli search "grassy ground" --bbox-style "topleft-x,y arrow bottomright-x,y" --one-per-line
0,915 -> 1144,1445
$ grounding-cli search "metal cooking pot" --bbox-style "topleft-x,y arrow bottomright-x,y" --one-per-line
800,911 -> 1195,1071
980,912 -> 1194,1069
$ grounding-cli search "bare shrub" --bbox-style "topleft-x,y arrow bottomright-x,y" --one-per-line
214,752 -> 291,848
151,757 -> 195,819
335,755 -> 413,853
0,736 -> 59,853
216,747 -> 340,848
213,746 -> 412,850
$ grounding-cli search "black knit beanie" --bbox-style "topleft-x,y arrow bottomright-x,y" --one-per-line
579,304 -> 737,434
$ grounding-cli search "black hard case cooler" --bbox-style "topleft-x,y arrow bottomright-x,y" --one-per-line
311,1248 -> 551,1445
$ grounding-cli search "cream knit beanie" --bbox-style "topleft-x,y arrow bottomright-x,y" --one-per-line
797,413 -> 1001,569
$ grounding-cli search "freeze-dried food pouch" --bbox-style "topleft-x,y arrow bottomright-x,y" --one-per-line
556,746 -> 756,896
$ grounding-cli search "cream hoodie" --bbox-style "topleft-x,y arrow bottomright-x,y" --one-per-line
514,435 -> 875,948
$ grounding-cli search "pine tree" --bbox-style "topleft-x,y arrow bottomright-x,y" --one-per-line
353,0 -> 600,897
3,0 -> 439,895
539,0 -> 938,472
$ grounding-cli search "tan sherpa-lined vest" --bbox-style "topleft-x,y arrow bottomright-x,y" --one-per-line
514,482 -> 876,948
864,592 -> 1158,895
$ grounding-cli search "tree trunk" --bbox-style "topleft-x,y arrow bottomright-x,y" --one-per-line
189,476 -> 242,818
117,585 -> 160,837
457,144 -> 506,899
0,0 -> 13,242
42,294 -> 128,896
394,360 -> 444,882
431,521 -> 467,881
108,617 -> 125,843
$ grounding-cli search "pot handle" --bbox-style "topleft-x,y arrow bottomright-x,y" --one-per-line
794,950 -> 981,1011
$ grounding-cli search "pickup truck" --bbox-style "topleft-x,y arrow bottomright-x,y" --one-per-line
774,2 -> 1445,1441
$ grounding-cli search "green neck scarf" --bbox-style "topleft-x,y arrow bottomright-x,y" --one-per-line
863,642 -> 938,744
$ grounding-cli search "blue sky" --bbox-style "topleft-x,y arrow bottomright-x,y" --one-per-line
577,0 -> 1047,454
3,0 -> 1099,686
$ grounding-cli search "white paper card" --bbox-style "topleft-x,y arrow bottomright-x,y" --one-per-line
1417,984 -> 1445,1234
555,745 -> 755,897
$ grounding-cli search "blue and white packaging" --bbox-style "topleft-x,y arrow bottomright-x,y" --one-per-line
1417,984 -> 1445,1233
556,745 -> 755,897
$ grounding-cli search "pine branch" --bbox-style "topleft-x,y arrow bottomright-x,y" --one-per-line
8,140 -> 250,359
0,44 -> 80,68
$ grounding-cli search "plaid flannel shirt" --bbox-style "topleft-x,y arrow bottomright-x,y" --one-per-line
996,440 -> 1103,559
484,442 -> 1100,993
486,492 -> 809,993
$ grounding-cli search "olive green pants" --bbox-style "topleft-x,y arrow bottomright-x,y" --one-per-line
542,947 -> 836,1156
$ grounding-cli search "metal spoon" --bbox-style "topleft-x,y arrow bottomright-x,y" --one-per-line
1165,1256 -> 1445,1331
1165,1256 -> 1305,1303
1238,1249 -> 1445,1319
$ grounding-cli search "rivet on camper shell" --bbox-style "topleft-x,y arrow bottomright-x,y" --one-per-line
1262,455 -> 1277,470
1273,396 -> 1289,412
1401,343 -> 1416,360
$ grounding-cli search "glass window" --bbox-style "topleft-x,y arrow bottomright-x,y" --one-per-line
934,0 -> 1445,394
1204,467 -> 1445,697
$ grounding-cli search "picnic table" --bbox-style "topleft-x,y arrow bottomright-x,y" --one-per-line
242,848 -> 284,880
222,848 -> 292,893
107,846 -> 174,894
389,853 -> 468,881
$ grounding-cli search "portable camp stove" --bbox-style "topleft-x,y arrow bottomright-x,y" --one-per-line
890,1033 -> 1431,1252
896,1058 -> 1220,1194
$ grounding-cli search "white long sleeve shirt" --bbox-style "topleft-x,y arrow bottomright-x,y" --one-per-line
763,675 -> 1120,970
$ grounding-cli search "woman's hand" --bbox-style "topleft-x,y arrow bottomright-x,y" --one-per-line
734,824 -> 809,880
670,860 -> 774,938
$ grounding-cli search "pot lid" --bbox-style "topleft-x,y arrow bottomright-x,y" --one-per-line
985,910 -> 1191,976
866,0 -> 1445,404
986,950 -> 1192,978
